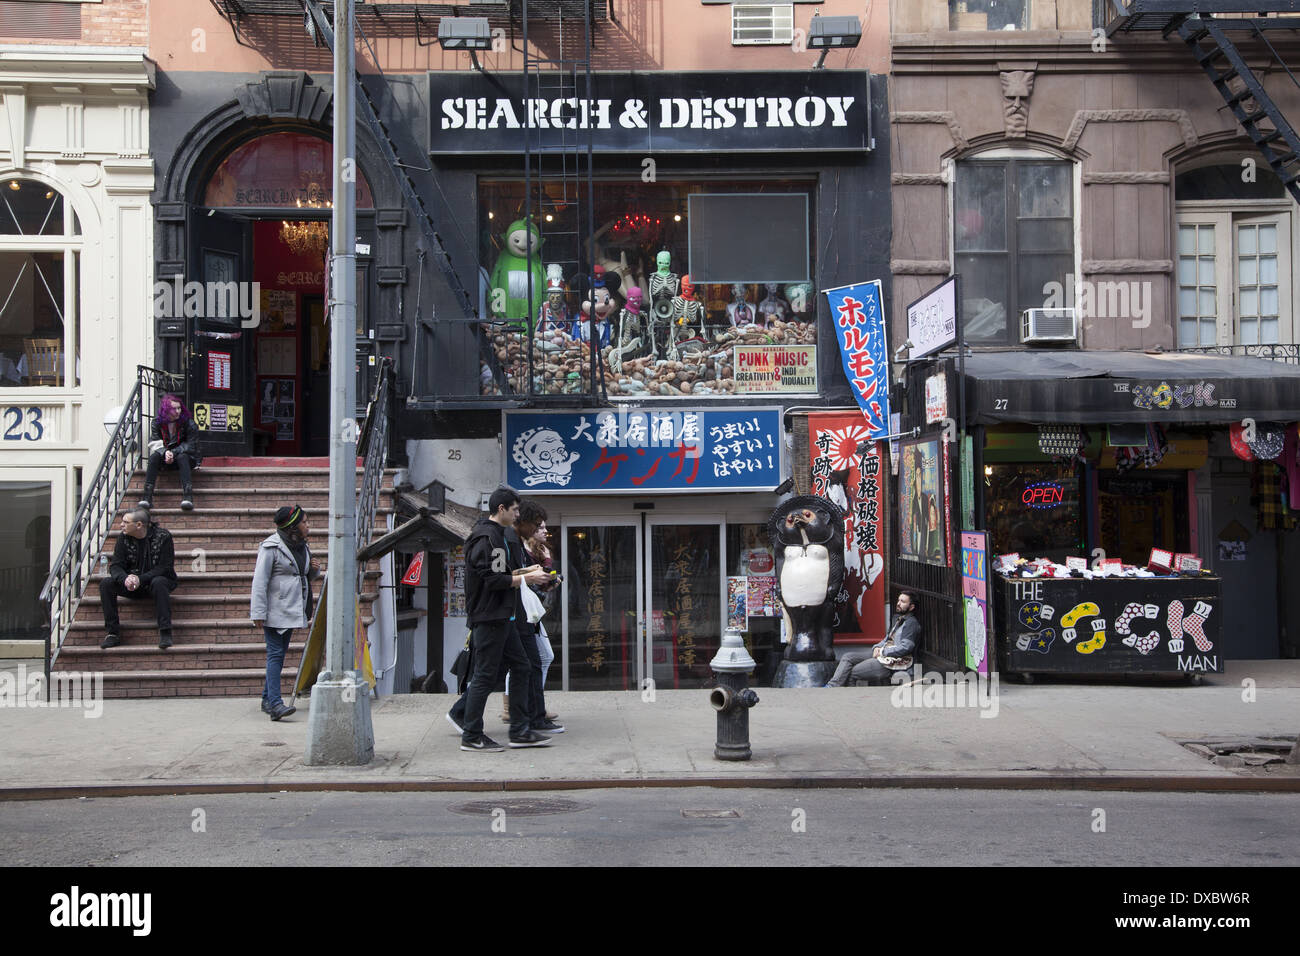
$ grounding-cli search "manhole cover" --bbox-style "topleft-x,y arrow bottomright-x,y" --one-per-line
681,809 -> 741,819
261,742 -> 287,748
448,798 -> 592,817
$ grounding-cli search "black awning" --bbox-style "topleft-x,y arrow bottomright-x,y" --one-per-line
956,350 -> 1300,425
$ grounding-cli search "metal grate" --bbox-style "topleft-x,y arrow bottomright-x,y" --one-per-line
0,1 -> 81,39
732,3 -> 794,45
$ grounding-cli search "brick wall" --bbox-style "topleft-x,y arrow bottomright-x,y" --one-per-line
0,0 -> 147,47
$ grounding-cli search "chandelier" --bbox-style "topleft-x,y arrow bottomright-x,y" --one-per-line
280,197 -> 331,258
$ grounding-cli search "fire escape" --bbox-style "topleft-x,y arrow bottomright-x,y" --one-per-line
207,1 -> 608,407
1106,1 -> 1300,205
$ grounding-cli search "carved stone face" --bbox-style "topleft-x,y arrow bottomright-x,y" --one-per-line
656,251 -> 671,273
1000,70 -> 1035,138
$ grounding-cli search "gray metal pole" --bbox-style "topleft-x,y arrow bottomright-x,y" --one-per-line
328,0 -> 357,677
305,0 -> 373,764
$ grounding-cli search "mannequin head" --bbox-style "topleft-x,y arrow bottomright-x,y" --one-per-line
625,287 -> 644,313
680,275 -> 697,300
732,283 -> 748,302
655,250 -> 672,274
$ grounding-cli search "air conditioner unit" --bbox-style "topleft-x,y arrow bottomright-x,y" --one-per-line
1020,308 -> 1077,345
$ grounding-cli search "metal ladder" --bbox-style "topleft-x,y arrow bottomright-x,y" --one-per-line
1177,14 -> 1300,204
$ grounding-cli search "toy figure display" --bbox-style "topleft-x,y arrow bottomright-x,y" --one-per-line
576,267 -> 617,349
727,283 -> 757,328
758,282 -> 791,326
488,218 -> 545,326
769,496 -> 847,688
536,266 -> 569,335
668,274 -> 707,362
647,250 -> 679,359
609,286 -> 645,374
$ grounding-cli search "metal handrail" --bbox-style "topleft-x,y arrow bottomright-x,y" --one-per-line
1179,343 -> 1299,364
39,365 -> 184,688
355,354 -> 393,588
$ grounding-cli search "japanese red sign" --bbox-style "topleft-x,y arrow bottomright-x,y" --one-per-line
808,412 -> 887,643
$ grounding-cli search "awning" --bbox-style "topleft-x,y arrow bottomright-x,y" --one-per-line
357,493 -> 479,561
956,350 -> 1300,425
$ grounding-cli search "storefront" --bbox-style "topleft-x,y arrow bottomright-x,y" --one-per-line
0,49 -> 154,643
896,349 -> 1300,676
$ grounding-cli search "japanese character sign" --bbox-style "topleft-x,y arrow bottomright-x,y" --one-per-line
824,280 -> 890,438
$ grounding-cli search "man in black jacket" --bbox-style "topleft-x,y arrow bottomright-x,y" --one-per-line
825,591 -> 921,687
99,508 -> 180,650
455,487 -> 554,752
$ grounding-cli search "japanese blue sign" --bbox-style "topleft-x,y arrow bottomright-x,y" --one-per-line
824,280 -> 890,438
503,407 -> 783,494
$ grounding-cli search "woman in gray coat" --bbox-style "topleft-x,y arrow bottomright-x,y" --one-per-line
251,505 -> 319,720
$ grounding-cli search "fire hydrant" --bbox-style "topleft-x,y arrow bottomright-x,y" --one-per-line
709,631 -> 760,761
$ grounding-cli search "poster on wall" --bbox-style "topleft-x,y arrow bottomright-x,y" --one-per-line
899,436 -> 947,567
808,412 -> 887,643
961,531 -> 991,675
726,576 -> 748,631
260,289 -> 297,332
733,345 -> 818,394
746,575 -> 779,617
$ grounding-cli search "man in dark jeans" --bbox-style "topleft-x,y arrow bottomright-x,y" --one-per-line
99,508 -> 179,650
456,486 -> 554,752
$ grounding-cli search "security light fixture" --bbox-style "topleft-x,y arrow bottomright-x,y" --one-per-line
808,14 -> 861,69
438,16 -> 491,71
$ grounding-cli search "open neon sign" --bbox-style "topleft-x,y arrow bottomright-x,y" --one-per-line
1022,481 -> 1065,509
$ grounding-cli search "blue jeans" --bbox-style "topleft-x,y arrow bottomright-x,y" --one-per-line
263,626 -> 292,708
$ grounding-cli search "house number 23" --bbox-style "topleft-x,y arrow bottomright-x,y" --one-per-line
3,406 -> 44,441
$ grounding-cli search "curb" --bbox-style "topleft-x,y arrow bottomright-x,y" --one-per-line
3,773 -> 1299,801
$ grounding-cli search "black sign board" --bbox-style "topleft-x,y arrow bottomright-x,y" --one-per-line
429,70 -> 871,154
994,574 -> 1223,676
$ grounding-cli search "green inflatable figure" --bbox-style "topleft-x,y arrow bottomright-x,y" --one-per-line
488,218 -> 545,328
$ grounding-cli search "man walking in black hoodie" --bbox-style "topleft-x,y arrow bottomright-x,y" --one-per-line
458,486 -> 554,752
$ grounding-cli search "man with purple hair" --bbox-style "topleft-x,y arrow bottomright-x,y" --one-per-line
140,394 -> 203,511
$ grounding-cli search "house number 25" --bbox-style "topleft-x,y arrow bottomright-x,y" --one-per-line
3,406 -> 44,441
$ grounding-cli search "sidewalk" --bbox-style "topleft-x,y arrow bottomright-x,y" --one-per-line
2,661 -> 1298,799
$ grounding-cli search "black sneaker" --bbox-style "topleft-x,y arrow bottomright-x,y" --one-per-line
531,719 -> 565,734
100,633 -> 121,649
270,703 -> 296,721
261,700 -> 273,714
158,630 -> 173,649
508,730 -> 553,748
445,711 -> 464,734
180,498 -> 194,511
461,733 -> 505,753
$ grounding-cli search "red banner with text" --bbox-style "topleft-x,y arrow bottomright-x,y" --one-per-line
808,412 -> 887,644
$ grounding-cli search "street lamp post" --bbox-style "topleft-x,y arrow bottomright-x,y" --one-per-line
305,0 -> 374,765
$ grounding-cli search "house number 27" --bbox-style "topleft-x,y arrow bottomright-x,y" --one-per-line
3,406 -> 44,441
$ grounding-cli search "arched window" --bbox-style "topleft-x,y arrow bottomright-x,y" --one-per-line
203,131 -> 374,209
953,151 -> 1076,345
0,179 -> 81,388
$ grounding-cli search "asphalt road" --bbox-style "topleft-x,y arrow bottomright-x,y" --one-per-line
3,788 -> 1298,867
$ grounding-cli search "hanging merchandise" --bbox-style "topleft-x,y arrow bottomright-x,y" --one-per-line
1245,422 -> 1286,462
1038,424 -> 1083,458
1229,422 -> 1257,462
1252,461 -> 1298,532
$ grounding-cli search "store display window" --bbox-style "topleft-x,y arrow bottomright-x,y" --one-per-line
984,462 -> 1084,563
477,178 -> 817,399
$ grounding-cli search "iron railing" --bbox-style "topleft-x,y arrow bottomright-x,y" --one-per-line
39,365 -> 184,689
1179,343 -> 1300,364
356,354 -> 393,585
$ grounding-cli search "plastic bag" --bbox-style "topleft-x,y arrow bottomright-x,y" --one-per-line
520,581 -> 546,624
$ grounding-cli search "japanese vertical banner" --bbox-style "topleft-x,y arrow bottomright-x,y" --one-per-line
808,412 -> 887,643
823,280 -> 890,438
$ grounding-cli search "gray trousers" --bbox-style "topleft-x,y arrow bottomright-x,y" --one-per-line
826,652 -> 895,687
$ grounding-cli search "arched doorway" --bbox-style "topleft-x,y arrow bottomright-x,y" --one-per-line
185,129 -> 375,457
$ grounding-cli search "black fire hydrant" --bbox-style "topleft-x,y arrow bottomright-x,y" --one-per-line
710,632 -> 760,761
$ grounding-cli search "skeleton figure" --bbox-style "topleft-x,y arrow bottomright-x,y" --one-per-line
609,287 -> 645,374
668,274 -> 706,363
647,250 -> 679,360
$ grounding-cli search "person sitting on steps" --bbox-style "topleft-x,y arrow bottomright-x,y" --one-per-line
139,393 -> 202,511
99,508 -> 179,650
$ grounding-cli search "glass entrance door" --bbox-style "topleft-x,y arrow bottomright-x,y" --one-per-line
560,518 -> 643,691
646,518 -> 723,691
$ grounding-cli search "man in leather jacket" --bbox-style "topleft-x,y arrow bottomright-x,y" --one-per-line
99,508 -> 179,650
